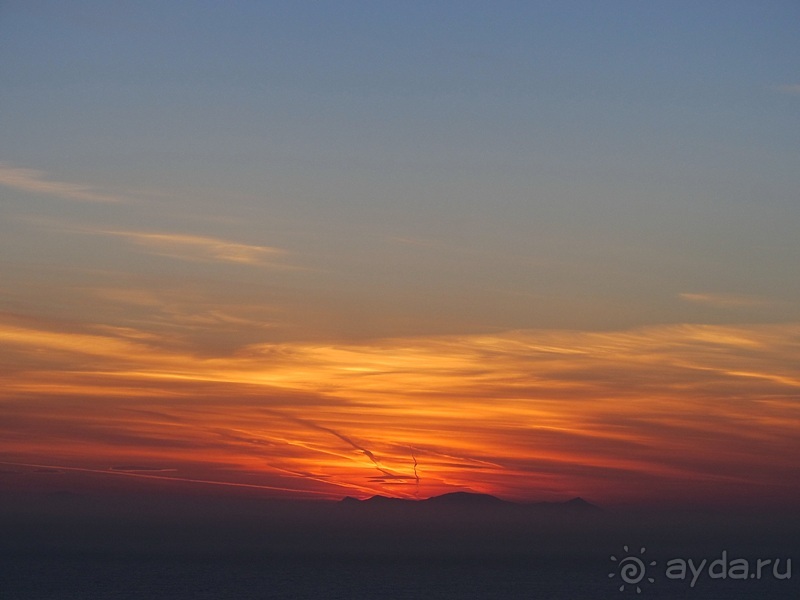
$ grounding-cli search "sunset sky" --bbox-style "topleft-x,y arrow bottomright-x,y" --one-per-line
1,1 -> 799,509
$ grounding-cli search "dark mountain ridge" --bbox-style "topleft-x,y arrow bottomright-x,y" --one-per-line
341,491 -> 601,511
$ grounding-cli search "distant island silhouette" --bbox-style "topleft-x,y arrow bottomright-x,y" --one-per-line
341,491 -> 601,511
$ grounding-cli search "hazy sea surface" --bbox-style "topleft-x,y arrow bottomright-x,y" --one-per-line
2,492 -> 797,599
3,553 -> 797,600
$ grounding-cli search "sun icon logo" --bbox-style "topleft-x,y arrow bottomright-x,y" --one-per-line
609,545 -> 656,593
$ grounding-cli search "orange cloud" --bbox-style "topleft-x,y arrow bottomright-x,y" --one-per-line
102,230 -> 289,266
679,292 -> 772,309
1,317 -> 798,507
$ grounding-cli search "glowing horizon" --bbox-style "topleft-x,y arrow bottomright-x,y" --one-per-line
3,314 -> 798,508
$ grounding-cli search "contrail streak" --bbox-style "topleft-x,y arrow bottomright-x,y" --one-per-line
0,460 -> 332,497
412,451 -> 420,497
262,409 -> 406,480
317,425 -> 398,478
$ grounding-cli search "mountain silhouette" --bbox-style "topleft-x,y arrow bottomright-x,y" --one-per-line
340,491 -> 600,511
423,491 -> 505,506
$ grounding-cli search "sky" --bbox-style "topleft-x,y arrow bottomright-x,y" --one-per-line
1,1 -> 799,509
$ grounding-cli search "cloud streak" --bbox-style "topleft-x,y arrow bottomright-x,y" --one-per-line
0,163 -> 124,203
103,230 -> 289,267
678,292 -> 771,309
264,410 -> 413,483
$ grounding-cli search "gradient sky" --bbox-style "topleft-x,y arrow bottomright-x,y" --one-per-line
1,1 -> 799,508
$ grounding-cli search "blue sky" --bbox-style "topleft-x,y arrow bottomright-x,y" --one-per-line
2,1 -> 799,340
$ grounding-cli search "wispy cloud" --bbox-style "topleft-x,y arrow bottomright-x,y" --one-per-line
88,287 -> 281,334
15,215 -> 298,270
678,292 -> 770,309
104,230 -> 289,267
0,163 -> 124,203
3,318 -> 799,505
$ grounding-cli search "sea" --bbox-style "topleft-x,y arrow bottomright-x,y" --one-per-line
2,493 -> 797,599
2,553 -> 796,600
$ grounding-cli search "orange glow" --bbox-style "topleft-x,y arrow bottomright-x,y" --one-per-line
1,317 -> 799,507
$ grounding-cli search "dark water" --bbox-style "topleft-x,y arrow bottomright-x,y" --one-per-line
2,555 -> 574,600
2,554 -> 796,600
2,494 -> 797,599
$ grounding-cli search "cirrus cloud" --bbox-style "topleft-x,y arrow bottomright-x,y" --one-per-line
0,162 -> 124,203
103,230 -> 291,267
678,292 -> 772,309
